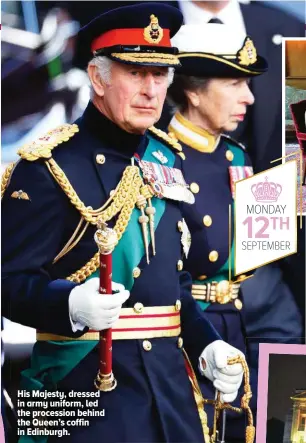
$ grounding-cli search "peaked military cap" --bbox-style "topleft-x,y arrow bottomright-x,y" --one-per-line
171,24 -> 268,77
74,2 -> 183,69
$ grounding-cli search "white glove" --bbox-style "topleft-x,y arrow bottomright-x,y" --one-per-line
69,278 -> 130,331
199,340 -> 244,403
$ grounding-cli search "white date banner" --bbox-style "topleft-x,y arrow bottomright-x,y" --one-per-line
235,161 -> 297,275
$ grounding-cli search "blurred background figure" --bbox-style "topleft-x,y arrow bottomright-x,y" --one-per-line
1,1 -> 88,167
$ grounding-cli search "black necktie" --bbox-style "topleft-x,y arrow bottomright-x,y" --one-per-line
208,17 -> 223,24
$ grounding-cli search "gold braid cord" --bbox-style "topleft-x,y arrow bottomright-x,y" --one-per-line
148,126 -> 183,152
149,126 -> 186,160
52,217 -> 89,264
183,350 -> 211,443
18,124 -> 79,161
184,352 -> 254,443
4,125 -> 152,282
1,162 -> 15,199
210,356 -> 255,443
46,158 -> 147,283
111,53 -> 180,66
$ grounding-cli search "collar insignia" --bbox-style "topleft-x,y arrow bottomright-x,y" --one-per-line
152,150 -> 168,164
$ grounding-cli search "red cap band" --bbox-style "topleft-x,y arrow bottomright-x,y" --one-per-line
91,28 -> 171,51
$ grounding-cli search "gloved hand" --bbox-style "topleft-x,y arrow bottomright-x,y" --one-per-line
199,340 -> 244,403
69,278 -> 130,331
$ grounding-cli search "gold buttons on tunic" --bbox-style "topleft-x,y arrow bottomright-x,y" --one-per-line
190,182 -> 200,194
197,275 -> 207,281
143,340 -> 152,351
96,154 -> 106,164
234,299 -> 243,310
177,260 -> 183,271
177,337 -> 183,349
226,150 -> 234,162
175,300 -> 181,312
203,215 -> 212,227
209,251 -> 219,262
133,267 -> 141,278
133,302 -> 144,314
177,220 -> 183,232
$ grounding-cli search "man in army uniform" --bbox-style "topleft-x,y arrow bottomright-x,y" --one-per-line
2,4 -> 246,442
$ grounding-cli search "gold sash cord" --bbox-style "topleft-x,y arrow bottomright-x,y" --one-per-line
210,356 -> 255,443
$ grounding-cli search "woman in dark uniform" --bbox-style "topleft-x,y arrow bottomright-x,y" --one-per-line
167,24 -> 267,442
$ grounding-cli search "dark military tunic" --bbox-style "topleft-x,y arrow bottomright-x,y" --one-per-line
168,111 -> 303,441
168,113 -> 258,442
2,102 -> 222,443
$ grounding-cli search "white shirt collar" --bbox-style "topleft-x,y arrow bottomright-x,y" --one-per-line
178,0 -> 247,35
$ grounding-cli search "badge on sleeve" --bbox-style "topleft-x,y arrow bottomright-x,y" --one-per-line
11,190 -> 30,201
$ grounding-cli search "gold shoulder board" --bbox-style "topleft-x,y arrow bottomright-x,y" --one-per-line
1,162 -> 16,199
18,124 -> 79,161
148,126 -> 183,153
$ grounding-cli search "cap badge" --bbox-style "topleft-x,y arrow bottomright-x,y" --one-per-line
238,37 -> 257,66
144,14 -> 163,44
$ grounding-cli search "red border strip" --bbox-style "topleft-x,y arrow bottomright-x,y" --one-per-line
112,324 -> 180,332
91,28 -> 171,50
118,312 -> 180,319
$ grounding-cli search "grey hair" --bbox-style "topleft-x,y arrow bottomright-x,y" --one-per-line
88,56 -> 113,85
88,55 -> 175,88
167,68 -> 174,87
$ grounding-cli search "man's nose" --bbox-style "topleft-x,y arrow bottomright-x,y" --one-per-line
141,74 -> 157,98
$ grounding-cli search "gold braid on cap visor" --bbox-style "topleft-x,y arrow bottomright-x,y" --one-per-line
178,52 -> 261,75
111,52 -> 180,65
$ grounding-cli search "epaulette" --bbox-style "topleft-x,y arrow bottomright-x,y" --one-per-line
17,124 -> 79,161
221,134 -> 246,151
148,126 -> 186,160
1,161 -> 18,199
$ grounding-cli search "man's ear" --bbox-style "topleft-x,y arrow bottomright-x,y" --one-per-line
184,89 -> 200,108
88,65 -> 105,97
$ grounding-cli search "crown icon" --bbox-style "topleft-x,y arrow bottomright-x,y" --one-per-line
251,176 -> 282,202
